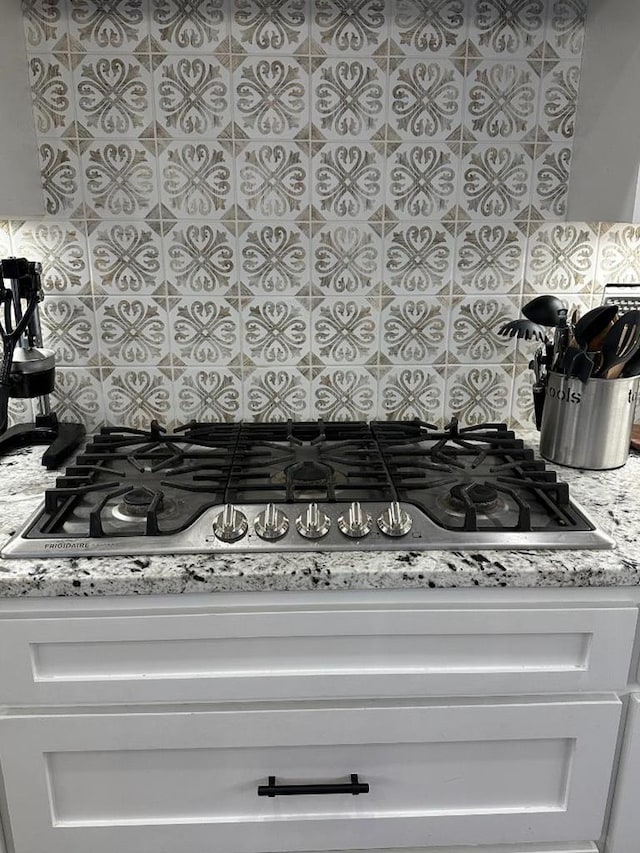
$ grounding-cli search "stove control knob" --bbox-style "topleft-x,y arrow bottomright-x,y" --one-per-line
377,501 -> 413,537
296,503 -> 331,539
338,502 -> 372,538
254,503 -> 289,541
213,504 -> 248,542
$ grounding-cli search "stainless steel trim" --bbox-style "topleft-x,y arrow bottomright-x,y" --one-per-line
0,500 -> 615,559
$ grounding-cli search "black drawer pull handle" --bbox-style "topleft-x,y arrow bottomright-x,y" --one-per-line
258,773 -> 369,797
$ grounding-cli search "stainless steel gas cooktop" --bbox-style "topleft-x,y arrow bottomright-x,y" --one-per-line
1,418 -> 613,558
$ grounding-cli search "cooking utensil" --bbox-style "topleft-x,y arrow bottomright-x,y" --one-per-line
593,310 -> 640,378
559,346 -> 596,383
573,304 -> 619,349
529,346 -> 546,430
621,345 -> 640,378
522,295 -> 566,327
498,319 -> 547,341
551,308 -> 570,372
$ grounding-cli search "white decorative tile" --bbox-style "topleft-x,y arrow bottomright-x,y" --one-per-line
244,367 -> 310,421
153,54 -> 231,137
163,221 -> 236,293
40,295 -> 99,366
313,222 -> 382,294
546,0 -> 587,58
461,143 -> 532,219
159,141 -> 233,217
28,55 -> 74,137
454,221 -> 526,294
469,0 -> 546,57
95,296 -> 171,365
524,222 -> 597,294
39,141 -> 83,217
174,367 -> 242,422
69,0 -> 149,51
539,61 -> 580,142
446,363 -> 514,426
151,0 -> 229,51
231,0 -> 309,54
312,367 -> 377,421
240,222 -> 309,294
384,222 -> 454,294
449,294 -> 519,364
510,361 -> 536,430
89,221 -> 163,294
242,296 -> 310,365
312,0 -> 390,55
312,57 -> 386,140
311,296 -> 379,365
102,366 -> 174,428
234,56 -> 309,139
74,54 -> 152,136
237,141 -> 309,220
391,0 -> 468,57
312,142 -> 383,219
532,143 -> 571,220
378,365 -> 445,424
13,221 -> 91,295
83,141 -> 158,218
23,0 -> 69,51
169,296 -> 240,365
387,143 -> 458,219
380,295 -> 449,364
463,60 -> 539,141
51,367 -> 105,432
595,225 -> 640,288
388,58 -> 463,140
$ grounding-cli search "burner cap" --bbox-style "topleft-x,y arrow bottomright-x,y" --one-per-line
449,483 -> 498,512
289,460 -> 332,484
122,487 -> 163,515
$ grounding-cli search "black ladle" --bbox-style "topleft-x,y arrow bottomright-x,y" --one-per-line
573,304 -> 619,349
522,295 -> 566,327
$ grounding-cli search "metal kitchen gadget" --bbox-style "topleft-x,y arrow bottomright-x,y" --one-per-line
0,257 -> 84,468
540,372 -> 640,469
2,419 -> 613,558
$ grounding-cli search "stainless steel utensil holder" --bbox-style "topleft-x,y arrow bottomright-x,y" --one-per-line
540,372 -> 640,469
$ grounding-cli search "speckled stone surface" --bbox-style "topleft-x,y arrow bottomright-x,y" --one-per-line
0,438 -> 638,596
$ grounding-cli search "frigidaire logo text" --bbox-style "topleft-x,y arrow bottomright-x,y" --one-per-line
547,386 -> 582,404
44,541 -> 90,550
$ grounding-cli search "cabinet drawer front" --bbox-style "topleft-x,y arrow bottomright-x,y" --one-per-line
0,605 -> 635,704
0,698 -> 621,853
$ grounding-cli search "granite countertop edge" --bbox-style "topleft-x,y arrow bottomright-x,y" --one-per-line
0,437 -> 638,597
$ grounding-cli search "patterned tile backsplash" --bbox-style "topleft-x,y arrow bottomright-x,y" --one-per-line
7,0 -> 640,430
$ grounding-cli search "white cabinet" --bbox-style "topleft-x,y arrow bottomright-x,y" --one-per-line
568,0 -> 640,221
0,588 -> 634,853
0,603 -> 634,705
604,693 -> 640,853
0,3 -> 44,216
0,697 -> 622,853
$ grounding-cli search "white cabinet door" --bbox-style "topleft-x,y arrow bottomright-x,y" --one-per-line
0,4 -> 44,216
568,0 -> 640,221
604,693 -> 640,853
0,697 -> 621,853
0,605 -> 635,704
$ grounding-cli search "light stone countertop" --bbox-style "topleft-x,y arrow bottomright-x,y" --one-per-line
0,436 -> 638,597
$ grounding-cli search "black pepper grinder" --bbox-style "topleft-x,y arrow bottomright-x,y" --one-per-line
0,257 -> 85,468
